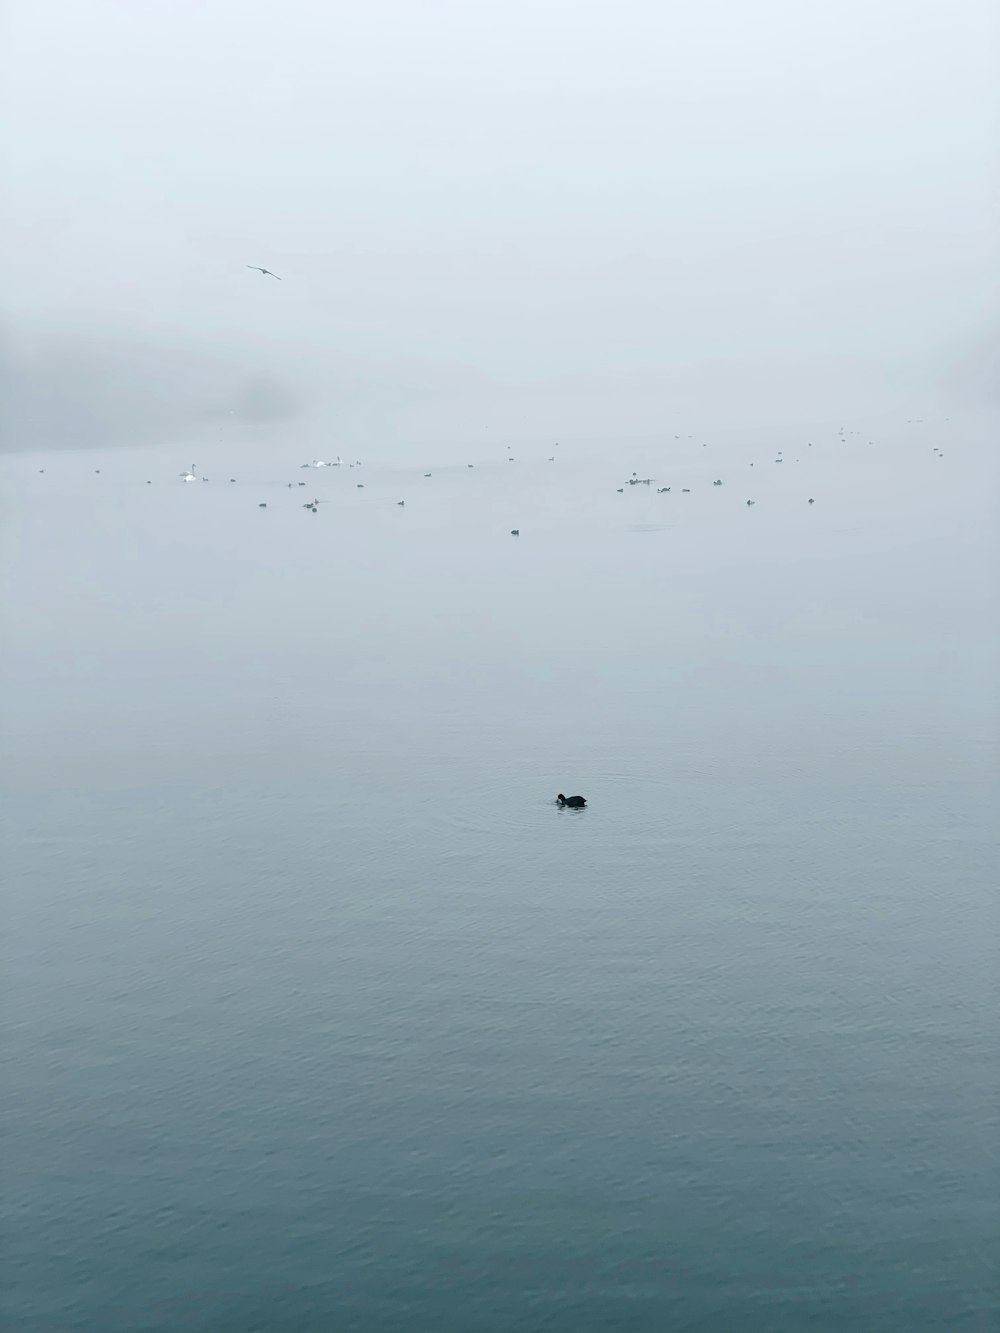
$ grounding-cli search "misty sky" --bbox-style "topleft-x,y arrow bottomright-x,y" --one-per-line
2,0 -> 997,448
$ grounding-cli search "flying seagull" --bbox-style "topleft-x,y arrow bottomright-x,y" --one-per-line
247,266 -> 281,280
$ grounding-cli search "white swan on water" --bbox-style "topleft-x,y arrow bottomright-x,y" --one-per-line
180,464 -> 197,482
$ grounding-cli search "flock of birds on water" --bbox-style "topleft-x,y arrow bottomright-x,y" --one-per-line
27,267 -> 953,534
34,418 -> 952,534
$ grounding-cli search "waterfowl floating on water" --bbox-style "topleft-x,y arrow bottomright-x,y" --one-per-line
556,794 -> 586,808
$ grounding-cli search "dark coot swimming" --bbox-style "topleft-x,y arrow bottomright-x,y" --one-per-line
556,793 -> 587,808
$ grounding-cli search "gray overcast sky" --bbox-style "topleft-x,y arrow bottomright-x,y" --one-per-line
2,0 -> 997,447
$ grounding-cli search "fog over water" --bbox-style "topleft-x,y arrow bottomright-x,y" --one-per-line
3,0 -> 998,451
2,3 -> 998,1331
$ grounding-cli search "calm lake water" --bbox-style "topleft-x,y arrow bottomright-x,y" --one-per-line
2,413 -> 997,1331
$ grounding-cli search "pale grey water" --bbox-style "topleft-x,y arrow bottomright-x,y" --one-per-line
2,415 -> 997,1331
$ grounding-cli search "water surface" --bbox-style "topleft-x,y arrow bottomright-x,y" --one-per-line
3,414 -> 997,1331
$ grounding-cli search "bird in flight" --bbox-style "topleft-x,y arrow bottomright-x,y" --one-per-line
247,266 -> 281,280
